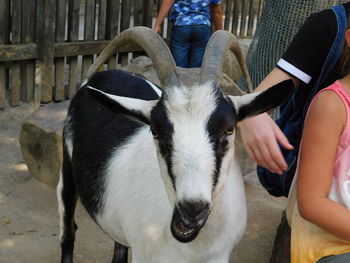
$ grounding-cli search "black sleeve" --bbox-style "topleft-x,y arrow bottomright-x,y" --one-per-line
276,9 -> 336,84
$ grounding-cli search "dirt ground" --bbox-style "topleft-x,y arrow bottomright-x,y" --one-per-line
0,103 -> 287,263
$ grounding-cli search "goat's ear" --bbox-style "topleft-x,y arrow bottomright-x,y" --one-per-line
86,86 -> 158,125
227,79 -> 294,122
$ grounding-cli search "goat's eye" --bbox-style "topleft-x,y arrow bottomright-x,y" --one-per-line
225,127 -> 234,135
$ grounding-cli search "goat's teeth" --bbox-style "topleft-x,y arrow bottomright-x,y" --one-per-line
178,229 -> 194,235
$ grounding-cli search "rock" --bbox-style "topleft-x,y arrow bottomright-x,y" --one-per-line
122,56 -> 154,74
19,101 -> 69,188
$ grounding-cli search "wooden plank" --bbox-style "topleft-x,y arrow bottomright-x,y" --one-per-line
82,0 -> 95,81
240,0 -> 249,37
67,0 -> 80,98
0,44 -> 38,61
34,0 -> 45,104
133,0 -> 146,59
0,0 -> 10,44
119,0 -> 132,66
134,0 -> 145,26
54,0 -> 67,101
224,0 -> 233,31
39,0 -> 56,103
97,0 -> 107,40
10,0 -> 22,106
145,0 -> 155,28
106,0 -> 120,69
0,65 -> 5,109
21,1 -> 36,102
232,0 -> 241,36
0,0 -> 10,108
247,0 -> 257,37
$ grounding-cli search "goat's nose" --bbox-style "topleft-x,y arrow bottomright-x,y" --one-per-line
179,201 -> 210,222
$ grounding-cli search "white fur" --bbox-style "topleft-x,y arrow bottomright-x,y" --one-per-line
57,170 -> 64,242
145,79 -> 162,97
96,126 -> 246,262
86,86 -> 158,120
165,83 -> 218,203
229,92 -> 260,112
93,83 -> 247,262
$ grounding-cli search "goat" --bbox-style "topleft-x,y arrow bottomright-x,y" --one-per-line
57,26 -> 293,263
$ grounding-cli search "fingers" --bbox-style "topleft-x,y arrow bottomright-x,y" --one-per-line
239,114 -> 293,174
274,124 -> 294,150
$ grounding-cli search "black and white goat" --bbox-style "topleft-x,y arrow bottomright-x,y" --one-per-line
57,27 -> 293,263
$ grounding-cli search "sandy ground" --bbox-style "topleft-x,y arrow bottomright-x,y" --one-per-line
0,103 -> 287,263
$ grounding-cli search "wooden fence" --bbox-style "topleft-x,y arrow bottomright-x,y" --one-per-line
0,0 -> 263,109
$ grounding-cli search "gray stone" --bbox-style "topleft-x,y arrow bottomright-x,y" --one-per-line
19,101 -> 69,188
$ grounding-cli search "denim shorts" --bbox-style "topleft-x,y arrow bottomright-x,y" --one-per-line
170,25 -> 211,68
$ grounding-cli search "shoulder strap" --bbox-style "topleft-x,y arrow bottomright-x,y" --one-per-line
303,5 -> 347,116
313,5 -> 347,94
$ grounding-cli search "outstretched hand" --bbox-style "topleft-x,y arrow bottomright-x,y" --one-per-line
238,112 -> 293,174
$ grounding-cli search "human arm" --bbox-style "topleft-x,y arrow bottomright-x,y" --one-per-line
297,89 -> 350,241
154,0 -> 174,34
238,68 -> 299,174
210,4 -> 223,30
238,10 -> 335,174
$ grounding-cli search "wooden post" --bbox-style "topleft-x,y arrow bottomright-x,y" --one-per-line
67,0 -> 80,98
82,0 -> 95,80
10,0 -> 22,106
54,0 -> 67,101
134,0 -> 145,27
0,0 -> 10,109
22,0 -> 37,103
106,0 -> 120,69
247,0 -> 257,37
34,0 -> 45,104
145,0 -> 155,28
232,0 -> 241,36
39,0 -> 56,103
224,0 -> 233,32
240,0 -> 250,37
120,0 -> 132,66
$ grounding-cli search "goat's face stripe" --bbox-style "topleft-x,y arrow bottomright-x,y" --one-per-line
207,95 -> 237,188
163,84 -> 219,202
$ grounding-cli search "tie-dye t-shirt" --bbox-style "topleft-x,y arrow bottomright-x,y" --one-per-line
170,0 -> 221,26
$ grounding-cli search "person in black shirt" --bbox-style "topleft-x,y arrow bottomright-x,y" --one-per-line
239,2 -> 350,176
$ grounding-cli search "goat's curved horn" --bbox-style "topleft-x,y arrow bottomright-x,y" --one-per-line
199,30 -> 253,93
86,26 -> 180,88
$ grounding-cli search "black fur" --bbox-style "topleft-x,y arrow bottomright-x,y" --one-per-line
111,242 -> 129,263
237,79 -> 294,121
60,70 -> 161,262
207,94 -> 238,188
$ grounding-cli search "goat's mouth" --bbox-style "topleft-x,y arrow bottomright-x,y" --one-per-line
170,206 -> 208,243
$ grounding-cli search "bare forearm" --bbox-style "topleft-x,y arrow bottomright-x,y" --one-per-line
299,197 -> 350,241
155,0 -> 174,28
254,68 -> 300,93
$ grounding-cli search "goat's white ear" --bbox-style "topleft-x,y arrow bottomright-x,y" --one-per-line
86,86 -> 159,124
227,79 -> 294,122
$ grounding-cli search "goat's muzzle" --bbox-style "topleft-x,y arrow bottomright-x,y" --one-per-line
170,201 -> 210,243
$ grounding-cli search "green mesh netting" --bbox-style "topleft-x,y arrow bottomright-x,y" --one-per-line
246,0 -> 349,88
